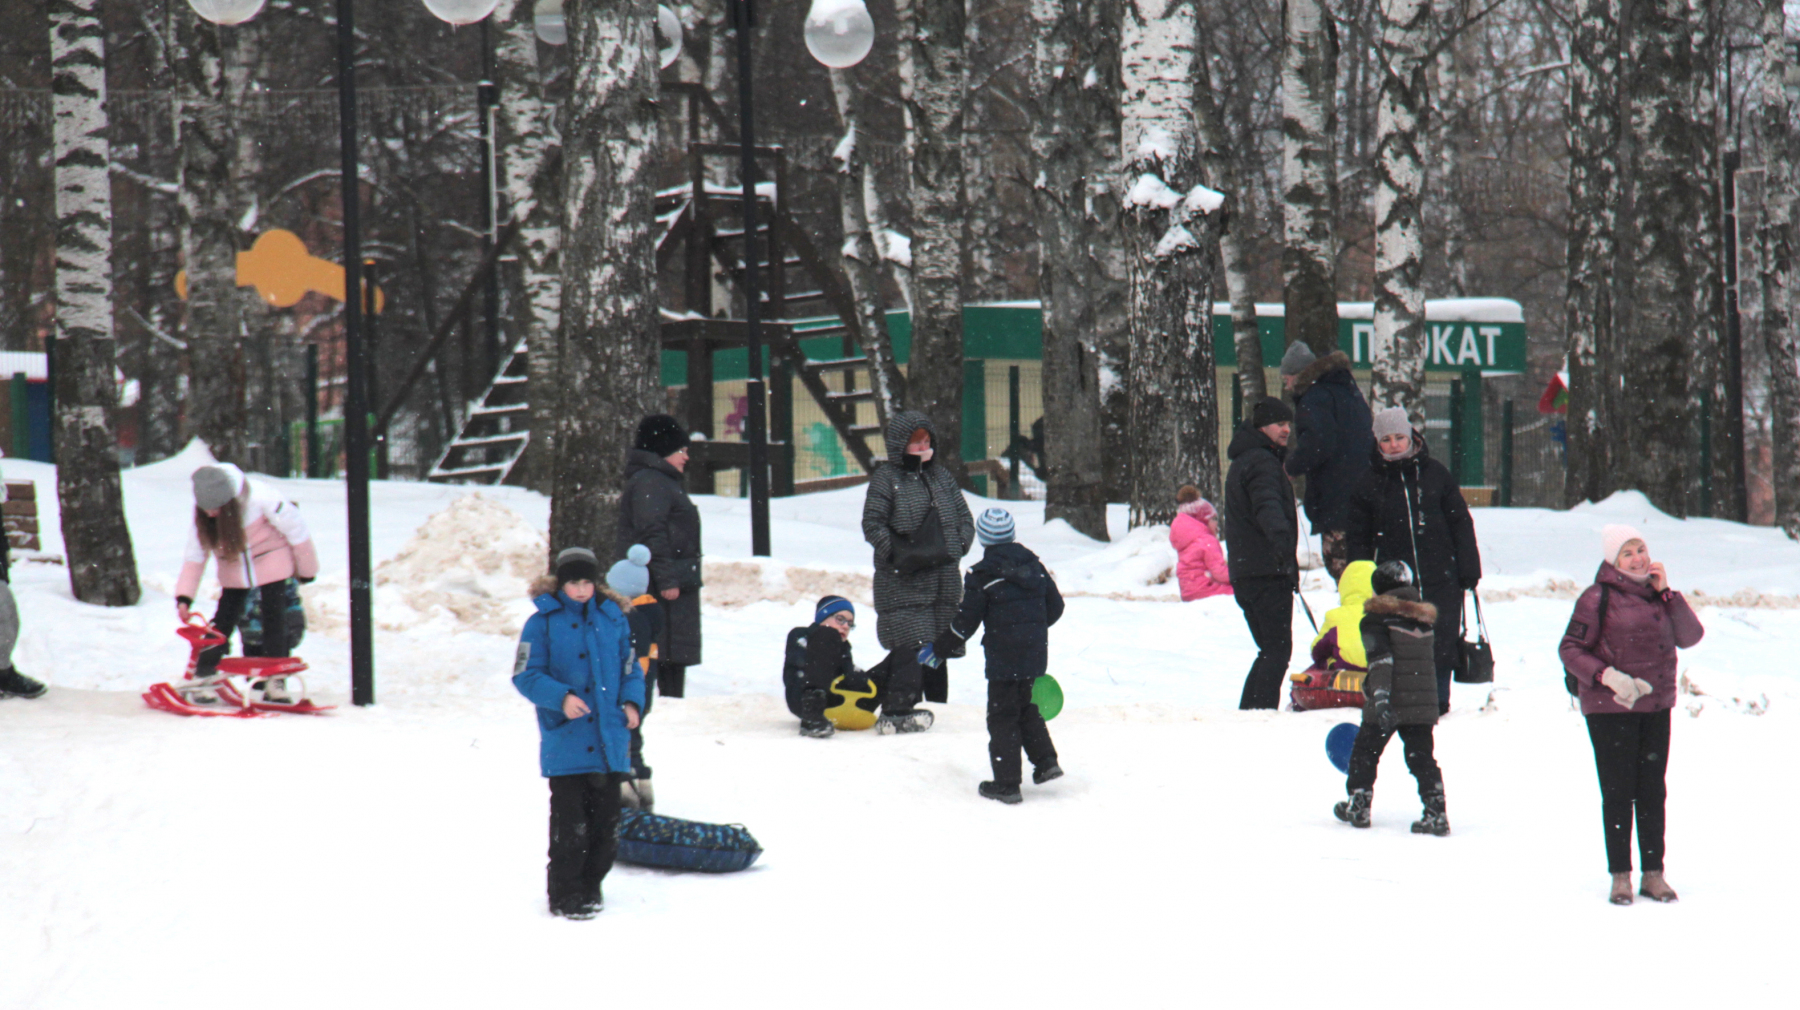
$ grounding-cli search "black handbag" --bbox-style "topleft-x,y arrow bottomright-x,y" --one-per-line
669,556 -> 703,590
1453,592 -> 1494,684
890,477 -> 953,575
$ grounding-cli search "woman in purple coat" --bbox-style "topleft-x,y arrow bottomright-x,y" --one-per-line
1558,525 -> 1704,906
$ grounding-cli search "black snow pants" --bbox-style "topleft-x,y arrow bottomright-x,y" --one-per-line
199,582 -> 289,676
1345,722 -> 1443,798
546,772 -> 623,914
1585,709 -> 1671,874
1235,576 -> 1294,710
987,679 -> 1057,787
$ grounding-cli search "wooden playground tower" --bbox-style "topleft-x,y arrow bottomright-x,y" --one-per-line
427,82 -> 884,491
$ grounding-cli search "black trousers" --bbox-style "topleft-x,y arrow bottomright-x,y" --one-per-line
1235,576 -> 1294,710
198,583 -> 289,676
1585,710 -> 1671,874
1346,722 -> 1443,797
987,679 -> 1057,787
547,772 -> 623,913
1419,581 -> 1462,710
656,663 -> 685,699
630,666 -> 654,780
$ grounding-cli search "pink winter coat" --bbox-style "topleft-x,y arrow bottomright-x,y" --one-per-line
1170,512 -> 1232,601
176,477 -> 319,599
1558,562 -> 1704,716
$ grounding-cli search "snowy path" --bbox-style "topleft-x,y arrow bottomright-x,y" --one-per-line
2,447 -> 1796,1006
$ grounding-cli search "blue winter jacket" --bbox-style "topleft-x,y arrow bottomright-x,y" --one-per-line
512,591 -> 646,778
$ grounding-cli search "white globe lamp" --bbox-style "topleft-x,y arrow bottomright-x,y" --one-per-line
534,0 -> 566,45
803,0 -> 873,69
186,0 -> 266,25
656,5 -> 683,70
421,0 -> 501,26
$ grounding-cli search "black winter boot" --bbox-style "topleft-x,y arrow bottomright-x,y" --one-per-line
978,781 -> 1022,804
1032,764 -> 1064,785
798,689 -> 836,738
1410,785 -> 1450,836
0,666 -> 47,699
1334,788 -> 1373,828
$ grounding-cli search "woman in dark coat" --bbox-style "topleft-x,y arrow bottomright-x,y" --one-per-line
860,409 -> 974,721
1343,406 -> 1481,713
1558,525 -> 1703,905
617,414 -> 702,697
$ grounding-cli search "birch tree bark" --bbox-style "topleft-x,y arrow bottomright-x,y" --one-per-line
1761,0 -> 1800,537
1368,0 -> 1431,427
552,0 -> 661,557
897,0 -> 970,485
1686,0 -> 1735,519
1431,0 -> 1473,298
1121,0 -> 1223,527
48,0 -> 140,606
494,0 -> 564,494
1031,0 -> 1120,541
1194,43 -> 1264,420
1564,0 -> 1620,507
1614,0 -> 1705,515
1282,0 -> 1340,358
174,11 -> 244,463
961,0 -> 1011,303
830,66 -> 906,429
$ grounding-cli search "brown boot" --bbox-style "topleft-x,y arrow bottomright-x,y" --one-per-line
1639,871 -> 1678,903
1609,873 -> 1634,905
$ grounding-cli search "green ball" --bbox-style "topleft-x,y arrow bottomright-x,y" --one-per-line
1032,674 -> 1064,721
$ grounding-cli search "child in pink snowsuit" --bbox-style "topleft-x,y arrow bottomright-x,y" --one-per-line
1170,485 -> 1232,601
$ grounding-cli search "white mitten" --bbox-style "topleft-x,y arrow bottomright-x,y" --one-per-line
1600,668 -> 1644,707
1632,677 -> 1655,701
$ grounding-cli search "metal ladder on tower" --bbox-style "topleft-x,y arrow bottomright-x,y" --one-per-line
425,341 -> 530,484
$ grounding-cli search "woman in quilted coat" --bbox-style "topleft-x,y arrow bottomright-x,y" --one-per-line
1559,525 -> 1703,906
1169,486 -> 1231,601
860,410 -> 973,726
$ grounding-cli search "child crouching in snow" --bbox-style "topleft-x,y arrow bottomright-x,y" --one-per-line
922,508 -> 1064,804
513,547 -> 645,919
1333,560 -> 1448,835
782,595 -> 866,738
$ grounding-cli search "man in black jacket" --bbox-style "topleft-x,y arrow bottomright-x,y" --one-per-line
1224,397 -> 1299,711
1280,342 -> 1374,578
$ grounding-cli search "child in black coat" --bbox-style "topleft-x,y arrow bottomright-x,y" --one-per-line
782,596 -> 865,738
923,508 -> 1065,804
608,546 -> 662,811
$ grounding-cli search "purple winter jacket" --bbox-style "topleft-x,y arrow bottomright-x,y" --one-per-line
1558,562 -> 1704,716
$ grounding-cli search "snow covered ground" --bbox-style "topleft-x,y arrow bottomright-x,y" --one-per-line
3,445 -> 1796,1007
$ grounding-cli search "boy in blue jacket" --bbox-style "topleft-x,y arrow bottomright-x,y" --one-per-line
513,547 -> 646,919
921,508 -> 1065,804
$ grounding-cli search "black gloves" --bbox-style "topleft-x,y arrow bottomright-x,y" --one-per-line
1371,688 -> 1399,733
1459,575 -> 1479,591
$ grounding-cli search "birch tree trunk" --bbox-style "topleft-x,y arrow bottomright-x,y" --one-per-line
897,0 -> 970,486
227,18 -> 274,472
962,1 -> 1010,303
1687,0 -> 1736,519
174,11 -> 244,463
830,66 -> 905,429
1194,50 -> 1264,420
1030,0 -> 1119,541
1368,0 -> 1431,427
1761,0 -> 1800,537
1121,0 -> 1223,527
1282,0 -> 1340,358
494,0 -> 563,494
48,0 -> 140,606
1564,0 -> 1620,507
552,0 -> 661,558
1432,0 -> 1473,298
1615,0 -> 1704,515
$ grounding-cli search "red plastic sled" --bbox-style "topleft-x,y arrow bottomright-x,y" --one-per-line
142,617 -> 332,717
1288,666 -> 1365,713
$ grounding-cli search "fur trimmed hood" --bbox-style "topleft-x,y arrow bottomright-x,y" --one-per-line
528,574 -> 634,611
1290,350 -> 1353,399
1364,591 -> 1437,625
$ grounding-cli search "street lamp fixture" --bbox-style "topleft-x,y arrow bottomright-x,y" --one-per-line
186,0 -> 265,25
656,4 -> 684,69
803,0 -> 873,69
423,0 -> 502,26
535,0 -> 566,45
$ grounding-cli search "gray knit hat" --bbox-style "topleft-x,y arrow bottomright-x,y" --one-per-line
606,544 -> 652,598
191,464 -> 243,511
554,546 -> 601,586
1371,406 -> 1412,441
1279,341 -> 1318,377
976,507 -> 1017,546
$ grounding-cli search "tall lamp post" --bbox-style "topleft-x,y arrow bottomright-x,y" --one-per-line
188,0 -> 502,707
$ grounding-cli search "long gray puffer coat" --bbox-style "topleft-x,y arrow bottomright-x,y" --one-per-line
861,410 -> 974,651
617,448 -> 702,667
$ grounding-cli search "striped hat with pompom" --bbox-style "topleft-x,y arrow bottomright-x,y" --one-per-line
976,507 -> 1016,546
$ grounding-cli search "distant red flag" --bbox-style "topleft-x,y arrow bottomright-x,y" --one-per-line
1538,372 -> 1569,414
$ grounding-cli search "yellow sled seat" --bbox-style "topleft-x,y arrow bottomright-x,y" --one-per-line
825,675 -> 880,730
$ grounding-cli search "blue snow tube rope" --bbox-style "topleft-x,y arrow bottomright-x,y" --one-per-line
614,810 -> 763,873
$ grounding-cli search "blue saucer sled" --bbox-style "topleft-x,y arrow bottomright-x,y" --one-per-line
1325,722 -> 1359,774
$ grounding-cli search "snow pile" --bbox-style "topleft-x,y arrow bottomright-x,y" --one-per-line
701,558 -> 872,609
1048,523 -> 1178,598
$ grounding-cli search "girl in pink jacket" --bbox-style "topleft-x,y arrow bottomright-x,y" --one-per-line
1170,486 -> 1232,601
175,464 -> 319,697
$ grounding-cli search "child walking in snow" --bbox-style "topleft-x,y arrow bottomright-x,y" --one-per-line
175,464 -> 318,703
1169,485 -> 1231,601
782,595 -> 866,738
922,508 -> 1065,804
607,545 -> 661,812
1333,560 -> 1449,835
513,547 -> 645,919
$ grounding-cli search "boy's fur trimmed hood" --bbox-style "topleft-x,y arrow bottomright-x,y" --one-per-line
1290,350 -> 1353,399
528,573 -> 635,611
1364,592 -> 1436,625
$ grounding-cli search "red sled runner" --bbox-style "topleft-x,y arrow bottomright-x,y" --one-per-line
1288,666 -> 1366,713
142,617 -> 332,717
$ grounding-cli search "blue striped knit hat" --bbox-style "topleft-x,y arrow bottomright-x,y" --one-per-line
815,595 -> 855,624
976,507 -> 1016,546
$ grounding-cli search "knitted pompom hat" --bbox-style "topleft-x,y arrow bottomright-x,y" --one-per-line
554,547 -> 601,586
606,544 -> 652,598
976,507 -> 1016,546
